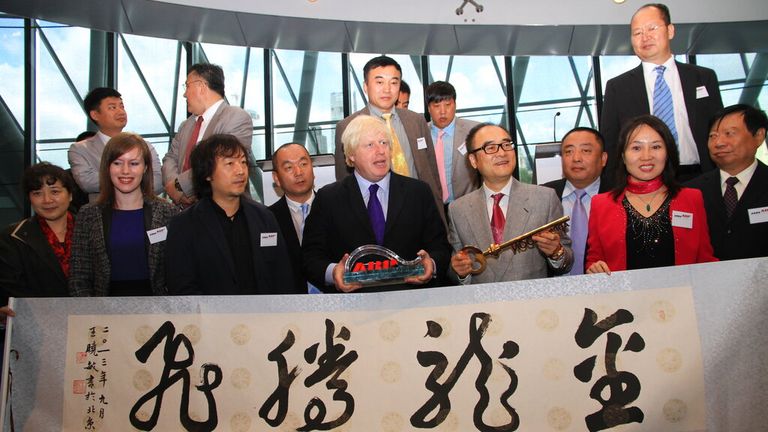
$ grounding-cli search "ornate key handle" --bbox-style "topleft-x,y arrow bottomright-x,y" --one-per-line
460,216 -> 570,275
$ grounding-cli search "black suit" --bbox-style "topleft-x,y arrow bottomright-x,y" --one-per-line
166,196 -> 295,295
268,196 -> 308,294
686,161 -> 768,260
302,173 -> 450,293
601,62 -> 723,187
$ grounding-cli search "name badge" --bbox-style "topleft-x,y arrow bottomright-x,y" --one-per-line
671,211 -> 693,229
458,142 -> 467,156
146,226 -> 168,244
416,137 -> 427,150
748,206 -> 768,224
260,232 -> 278,247
696,86 -> 709,99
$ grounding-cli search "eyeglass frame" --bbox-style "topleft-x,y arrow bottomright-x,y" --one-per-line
468,139 -> 516,155
183,79 -> 205,90
630,23 -> 665,38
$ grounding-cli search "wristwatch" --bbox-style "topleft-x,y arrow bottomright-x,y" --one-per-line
548,244 -> 565,261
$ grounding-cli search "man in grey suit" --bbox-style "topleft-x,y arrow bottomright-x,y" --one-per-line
449,123 -> 573,284
334,56 -> 444,219
426,81 -> 480,205
162,63 -> 254,207
68,87 -> 162,202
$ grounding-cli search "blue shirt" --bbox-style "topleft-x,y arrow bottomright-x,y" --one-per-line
109,209 -> 150,281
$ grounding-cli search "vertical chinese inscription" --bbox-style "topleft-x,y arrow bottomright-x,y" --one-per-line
78,326 -> 110,430
411,312 -> 520,431
573,308 -> 646,431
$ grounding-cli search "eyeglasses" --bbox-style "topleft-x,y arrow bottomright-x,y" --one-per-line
183,80 -> 204,89
631,23 -> 664,38
469,139 -> 515,155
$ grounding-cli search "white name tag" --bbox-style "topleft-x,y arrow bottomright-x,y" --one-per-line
696,86 -> 709,99
146,226 -> 168,244
260,232 -> 278,247
416,137 -> 427,150
748,206 -> 768,224
458,142 -> 467,156
671,211 -> 693,229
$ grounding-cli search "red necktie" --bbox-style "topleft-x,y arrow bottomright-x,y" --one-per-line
182,116 -> 204,172
491,193 -> 505,244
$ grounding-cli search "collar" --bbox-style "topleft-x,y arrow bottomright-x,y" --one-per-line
199,99 -> 225,122
720,158 -> 758,187
431,118 -> 456,137
354,171 -> 391,197
96,130 -> 112,145
286,191 -> 316,212
641,56 -> 677,76
482,176 -> 514,200
368,104 -> 398,121
563,177 -> 601,198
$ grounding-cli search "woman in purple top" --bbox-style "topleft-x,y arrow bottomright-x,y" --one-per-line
69,133 -> 177,296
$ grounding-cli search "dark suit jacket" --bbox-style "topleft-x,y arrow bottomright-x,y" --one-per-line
686,161 -> 768,260
302,173 -> 451,293
334,107 -> 445,222
600,62 -> 723,187
268,196 -> 308,294
0,216 -> 69,299
166,196 -> 295,295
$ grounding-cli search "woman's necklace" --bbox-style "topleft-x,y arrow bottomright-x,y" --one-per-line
628,188 -> 665,212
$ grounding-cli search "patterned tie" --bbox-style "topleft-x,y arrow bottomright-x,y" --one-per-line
299,203 -> 310,243
724,176 -> 739,219
491,193 -> 505,244
182,115 -> 204,172
652,66 -> 678,144
368,184 -> 386,245
382,113 -> 410,177
435,130 -> 449,202
569,189 -> 588,275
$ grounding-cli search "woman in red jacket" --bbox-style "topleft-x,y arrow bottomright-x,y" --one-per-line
586,115 -> 716,274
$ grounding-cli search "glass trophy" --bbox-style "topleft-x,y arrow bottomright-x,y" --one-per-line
342,245 -> 425,287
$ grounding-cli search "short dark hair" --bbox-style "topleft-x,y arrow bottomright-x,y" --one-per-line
191,134 -> 248,199
465,122 -> 512,153
561,127 -> 605,151
363,56 -> 402,82
709,104 -> 768,137
189,63 -> 225,98
637,3 -> 671,25
612,115 -> 680,200
97,133 -> 156,205
83,87 -> 122,124
425,81 -> 457,105
399,80 -> 411,95
271,142 -> 309,166
75,130 -> 97,142
22,162 -> 74,196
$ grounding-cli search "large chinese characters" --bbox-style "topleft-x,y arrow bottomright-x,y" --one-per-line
573,308 -> 646,431
411,312 -> 520,431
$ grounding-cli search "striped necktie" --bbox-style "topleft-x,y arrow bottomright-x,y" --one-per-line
652,65 -> 678,144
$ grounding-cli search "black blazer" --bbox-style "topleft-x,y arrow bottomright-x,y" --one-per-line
600,62 -> 723,187
166,196 -> 295,295
268,196 -> 308,294
686,161 -> 768,260
540,178 -> 609,200
0,216 -> 69,299
302,173 -> 451,293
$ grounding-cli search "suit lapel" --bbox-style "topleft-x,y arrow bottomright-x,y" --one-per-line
676,62 -> 699,128
201,101 -> 229,140
630,65 -> 651,113
384,174 -> 405,239
498,180 -> 532,276
14,218 -> 67,284
465,189 -> 499,281
343,175 -> 377,242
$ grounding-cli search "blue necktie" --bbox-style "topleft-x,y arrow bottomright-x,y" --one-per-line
569,189 -> 588,275
299,203 -> 310,238
653,66 -> 678,144
367,184 -> 385,245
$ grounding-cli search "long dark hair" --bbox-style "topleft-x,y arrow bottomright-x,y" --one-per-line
611,115 -> 680,200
